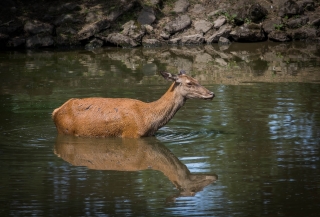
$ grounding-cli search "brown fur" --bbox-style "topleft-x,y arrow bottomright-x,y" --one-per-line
52,72 -> 214,138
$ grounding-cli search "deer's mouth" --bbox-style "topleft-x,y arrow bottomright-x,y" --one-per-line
203,93 -> 215,100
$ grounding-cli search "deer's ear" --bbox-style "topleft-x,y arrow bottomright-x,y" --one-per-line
159,71 -> 179,82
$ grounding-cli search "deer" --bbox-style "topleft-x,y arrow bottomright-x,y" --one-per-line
54,135 -> 218,197
52,70 -> 215,138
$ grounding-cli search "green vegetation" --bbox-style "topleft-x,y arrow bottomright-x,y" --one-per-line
274,23 -> 284,30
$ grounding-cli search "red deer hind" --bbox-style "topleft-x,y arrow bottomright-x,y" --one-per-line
52,70 -> 215,138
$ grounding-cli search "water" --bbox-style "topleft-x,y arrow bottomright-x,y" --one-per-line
0,42 -> 320,216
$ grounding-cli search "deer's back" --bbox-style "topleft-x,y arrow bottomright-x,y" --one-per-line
52,97 -> 148,137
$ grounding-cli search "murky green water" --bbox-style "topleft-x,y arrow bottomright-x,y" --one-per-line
0,42 -> 320,216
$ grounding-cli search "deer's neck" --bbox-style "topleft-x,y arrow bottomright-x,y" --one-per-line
145,83 -> 186,135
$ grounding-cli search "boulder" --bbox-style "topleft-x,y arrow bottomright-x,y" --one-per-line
173,0 -> 189,13
268,31 -> 291,42
26,35 -> 54,48
286,16 -> 309,29
190,4 -> 205,14
0,33 -> 9,46
181,34 -> 204,44
194,20 -> 213,34
248,4 -> 268,22
106,33 -> 138,47
54,14 -> 80,26
278,0 -> 303,17
142,38 -> 162,47
218,36 -> 231,45
137,7 -> 156,25
231,3 -> 268,24
24,20 -> 53,35
206,25 -> 232,43
297,0 -> 315,11
213,16 -> 226,29
230,23 -> 265,42
7,36 -> 25,47
290,27 -> 317,40
262,18 -> 283,34
122,20 -> 145,42
164,15 -> 191,35
78,19 -> 110,40
310,18 -> 320,27
85,38 -> 104,50
168,37 -> 181,45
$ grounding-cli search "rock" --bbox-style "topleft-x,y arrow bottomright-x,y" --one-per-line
218,37 -> 231,51
194,20 -> 213,34
142,38 -> 162,47
310,18 -> 320,27
278,0 -> 303,17
173,0 -> 189,13
286,16 -> 309,29
215,58 -> 228,66
85,38 -> 104,50
48,3 -> 81,14
55,27 -> 79,46
106,33 -> 138,47
78,19 -> 110,40
262,18 -> 283,34
54,14 -> 80,26
168,37 -> 181,45
248,4 -> 268,22
160,31 -> 170,40
268,31 -> 291,42
230,24 -> 265,42
85,12 -> 104,24
138,7 -> 156,25
0,22 -> 22,36
218,36 -> 231,45
181,34 -> 204,44
106,1 -> 136,22
24,20 -> 53,35
297,0 -> 315,11
26,35 -> 54,48
206,25 -> 232,43
191,4 -> 205,14
0,33 -> 9,46
144,25 -> 153,34
7,36 -> 25,47
208,9 -> 225,17
122,20 -> 145,42
213,16 -> 226,29
164,15 -> 191,35
290,27 -> 317,40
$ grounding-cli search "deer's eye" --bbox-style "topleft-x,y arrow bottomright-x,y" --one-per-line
186,82 -> 192,87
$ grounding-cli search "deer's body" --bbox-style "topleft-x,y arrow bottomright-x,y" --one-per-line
52,71 -> 214,138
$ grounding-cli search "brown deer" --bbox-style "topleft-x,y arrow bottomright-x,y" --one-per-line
54,135 -> 217,197
52,71 -> 215,138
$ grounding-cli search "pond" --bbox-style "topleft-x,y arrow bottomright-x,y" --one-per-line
0,42 -> 320,216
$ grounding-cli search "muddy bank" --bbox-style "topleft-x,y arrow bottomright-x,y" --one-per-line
1,0 -> 320,50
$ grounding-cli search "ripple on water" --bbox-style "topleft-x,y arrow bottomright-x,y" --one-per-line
156,126 -> 217,144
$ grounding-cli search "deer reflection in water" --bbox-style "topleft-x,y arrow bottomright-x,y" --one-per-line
54,135 -> 217,198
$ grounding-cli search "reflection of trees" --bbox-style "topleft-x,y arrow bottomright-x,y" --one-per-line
1,42 -> 320,97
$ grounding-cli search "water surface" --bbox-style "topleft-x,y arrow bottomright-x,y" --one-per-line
0,42 -> 320,216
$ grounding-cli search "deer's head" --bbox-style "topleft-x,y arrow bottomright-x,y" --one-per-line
160,70 -> 215,100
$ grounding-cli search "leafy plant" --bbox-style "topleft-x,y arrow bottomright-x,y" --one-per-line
274,23 -> 284,30
245,18 -> 251,24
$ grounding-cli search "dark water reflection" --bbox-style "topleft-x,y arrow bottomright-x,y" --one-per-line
0,42 -> 320,216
